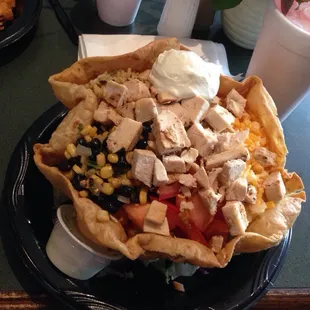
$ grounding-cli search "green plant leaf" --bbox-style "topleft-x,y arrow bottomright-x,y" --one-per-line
211,0 -> 242,10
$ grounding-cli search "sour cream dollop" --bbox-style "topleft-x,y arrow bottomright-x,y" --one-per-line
149,49 -> 221,101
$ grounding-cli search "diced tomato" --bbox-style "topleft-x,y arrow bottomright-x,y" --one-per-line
123,203 -> 150,229
204,219 -> 229,242
176,194 -> 186,209
158,183 -> 181,200
188,194 -> 214,232
179,212 -> 208,246
214,202 -> 226,221
114,208 -> 129,227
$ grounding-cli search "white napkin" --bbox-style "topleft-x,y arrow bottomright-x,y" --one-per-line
78,34 -> 242,79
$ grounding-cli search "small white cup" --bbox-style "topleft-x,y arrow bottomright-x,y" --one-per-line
96,0 -> 142,27
46,204 -> 122,280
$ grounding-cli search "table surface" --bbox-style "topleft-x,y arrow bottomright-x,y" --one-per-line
0,0 -> 309,296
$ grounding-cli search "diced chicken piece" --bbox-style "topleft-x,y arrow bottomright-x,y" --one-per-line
116,101 -> 135,119
94,101 -> 123,126
199,188 -> 221,216
135,98 -> 158,123
187,123 -> 218,157
108,110 -> 123,125
159,103 -> 191,127
194,167 -> 210,189
253,147 -> 277,167
163,155 -> 186,173
181,96 -> 210,123
218,186 -> 226,203
167,173 -> 181,184
131,149 -> 156,187
211,96 -> 221,105
205,105 -> 235,132
180,200 -> 194,212
138,69 -> 151,81
264,171 -> 286,201
181,148 -> 199,164
205,145 -> 249,170
153,158 -> 169,187
187,162 -> 200,174
107,118 -> 142,153
157,91 -> 177,104
150,86 -> 158,96
208,168 -> 223,192
143,217 -> 170,236
147,140 -> 157,152
225,89 -> 247,118
152,110 -> 191,155
178,174 -> 197,188
104,80 -> 128,108
124,79 -> 151,102
145,200 -> 167,225
244,185 -> 257,204
180,186 -> 192,198
210,235 -> 224,253
219,159 -> 246,185
226,178 -> 248,201
214,130 -> 249,154
222,201 -> 248,236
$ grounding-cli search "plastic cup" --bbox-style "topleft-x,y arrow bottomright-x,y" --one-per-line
46,204 -> 122,280
246,0 -> 310,121
96,0 -> 142,27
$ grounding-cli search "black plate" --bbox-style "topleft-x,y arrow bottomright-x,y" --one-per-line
3,102 -> 291,310
0,0 -> 42,50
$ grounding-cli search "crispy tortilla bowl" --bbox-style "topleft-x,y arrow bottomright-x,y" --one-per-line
33,38 -> 305,269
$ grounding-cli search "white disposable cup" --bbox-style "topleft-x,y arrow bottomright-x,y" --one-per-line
246,0 -> 310,121
46,204 -> 122,280
96,0 -> 142,27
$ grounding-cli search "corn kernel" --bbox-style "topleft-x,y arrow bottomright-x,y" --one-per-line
109,177 -> 121,189
64,150 -> 71,160
107,153 -> 119,164
121,178 -> 133,186
100,166 -> 113,179
63,170 -> 74,181
101,183 -> 114,195
97,153 -> 106,167
93,176 -> 104,185
98,131 -> 109,142
126,151 -> 134,164
126,170 -> 133,179
89,126 -> 97,138
81,124 -> 93,136
84,135 -> 92,143
79,190 -> 89,198
73,164 -> 84,175
234,118 -> 241,127
139,188 -> 148,204
66,143 -> 77,157
266,201 -> 275,209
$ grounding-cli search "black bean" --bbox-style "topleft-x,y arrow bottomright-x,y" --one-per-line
142,121 -> 152,138
92,122 -> 105,134
116,186 -> 132,198
136,139 -> 147,149
88,149 -> 100,162
76,138 -> 87,147
92,194 -> 122,213
57,160 -> 71,171
88,138 -> 101,150
130,188 -> 139,203
69,156 -> 82,167
72,174 -> 85,191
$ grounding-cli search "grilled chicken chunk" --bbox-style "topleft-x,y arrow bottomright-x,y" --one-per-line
157,91 -> 177,104
210,235 -> 224,253
222,201 -> 248,236
94,101 -> 123,126
253,147 -> 277,167
205,145 -> 249,170
199,188 -> 221,216
152,110 -> 191,155
124,79 -> 151,102
205,105 -> 235,132
219,159 -> 246,186
181,96 -> 210,123
159,103 -> 191,127
135,98 -> 158,123
181,148 -> 199,164
131,149 -> 156,187
163,155 -> 186,173
208,168 -> 223,192
116,101 -> 135,119
178,174 -> 197,188
244,184 -> 257,204
104,80 -> 128,108
214,130 -> 249,154
226,178 -> 248,201
153,158 -> 169,187
264,171 -> 286,201
194,167 -> 210,188
145,200 -> 167,225
187,123 -> 218,157
107,118 -> 142,152
225,89 -> 247,118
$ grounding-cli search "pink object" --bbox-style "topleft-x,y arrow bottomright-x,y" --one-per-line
246,0 -> 310,121
96,0 -> 142,27
276,0 -> 310,33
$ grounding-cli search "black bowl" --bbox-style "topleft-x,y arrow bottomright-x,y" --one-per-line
0,0 -> 42,50
3,102 -> 291,310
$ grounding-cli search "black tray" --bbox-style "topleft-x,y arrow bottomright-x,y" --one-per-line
0,0 -> 42,50
3,102 -> 291,310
